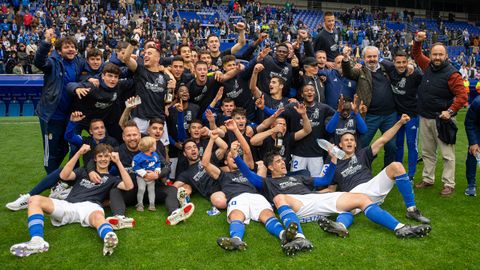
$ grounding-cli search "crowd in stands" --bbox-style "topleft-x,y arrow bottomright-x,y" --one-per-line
3,0 -> 480,259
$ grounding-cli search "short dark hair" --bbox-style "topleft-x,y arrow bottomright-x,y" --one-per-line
206,34 -> 219,42
172,55 -> 184,63
177,44 -> 190,55
183,138 -> 198,152
54,36 -> 77,51
102,63 -> 121,75
94,143 -> 113,157
123,120 -> 138,129
116,41 -> 129,51
198,50 -> 210,57
276,43 -> 288,51
189,119 -> 203,127
149,118 -> 165,126
394,50 -> 407,59
222,97 -> 235,106
264,150 -> 280,167
87,48 -> 102,59
271,75 -> 285,87
231,107 -> 246,118
89,118 -> 104,129
431,42 -> 448,53
195,60 -> 208,68
223,54 -> 236,64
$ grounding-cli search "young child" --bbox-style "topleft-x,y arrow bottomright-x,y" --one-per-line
132,136 -> 161,212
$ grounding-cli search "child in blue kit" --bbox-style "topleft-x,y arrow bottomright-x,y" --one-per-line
132,136 -> 161,211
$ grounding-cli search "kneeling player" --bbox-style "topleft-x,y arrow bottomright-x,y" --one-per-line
10,144 -> 133,257
202,125 -> 304,255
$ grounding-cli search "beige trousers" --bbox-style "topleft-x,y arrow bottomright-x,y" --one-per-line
419,117 -> 456,188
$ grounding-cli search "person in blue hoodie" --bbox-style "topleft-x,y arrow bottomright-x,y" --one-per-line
33,28 -> 86,174
319,54 -> 357,109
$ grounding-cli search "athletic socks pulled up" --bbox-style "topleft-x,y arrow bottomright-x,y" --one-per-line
28,214 -> 45,238
364,204 -> 400,231
336,212 -> 354,229
265,217 -> 284,239
230,220 -> 245,240
278,205 -> 303,235
396,173 -> 416,209
98,223 -> 114,240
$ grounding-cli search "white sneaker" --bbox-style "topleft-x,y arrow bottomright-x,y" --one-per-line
6,194 -> 30,211
106,215 -> 136,230
166,203 -> 195,225
177,187 -> 187,207
49,182 -> 72,200
10,238 -> 49,257
103,232 -> 118,256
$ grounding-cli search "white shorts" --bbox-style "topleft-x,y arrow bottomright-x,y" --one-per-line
226,193 -> 272,224
133,117 -> 170,146
290,155 -> 324,177
288,192 -> 345,220
169,157 -> 178,179
50,199 -> 104,228
350,168 -> 394,204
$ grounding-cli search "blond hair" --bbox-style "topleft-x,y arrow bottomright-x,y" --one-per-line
138,136 -> 156,153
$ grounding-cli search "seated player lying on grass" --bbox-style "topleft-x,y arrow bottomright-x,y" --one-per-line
235,148 -> 432,239
318,113 -> 429,236
201,124 -> 302,255
10,144 -> 133,257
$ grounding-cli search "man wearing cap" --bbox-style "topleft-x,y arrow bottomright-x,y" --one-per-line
293,57 -> 325,104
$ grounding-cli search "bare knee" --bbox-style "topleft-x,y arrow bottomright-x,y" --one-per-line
272,194 -> 287,207
210,192 -> 227,209
89,210 -> 105,227
386,162 -> 406,177
28,195 -> 42,207
356,193 -> 373,210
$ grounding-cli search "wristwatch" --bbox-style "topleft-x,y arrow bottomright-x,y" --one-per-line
447,109 -> 455,116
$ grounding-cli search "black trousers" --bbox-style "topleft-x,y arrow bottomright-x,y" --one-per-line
110,181 -> 179,216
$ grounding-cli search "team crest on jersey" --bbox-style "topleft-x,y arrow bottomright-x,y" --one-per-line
279,177 -> 301,189
282,66 -> 289,75
80,175 -> 108,188
347,119 -> 354,128
392,78 -> 407,95
341,155 -> 361,177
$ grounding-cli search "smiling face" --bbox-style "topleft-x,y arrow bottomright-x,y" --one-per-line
90,120 -> 106,141
188,122 -> 203,139
60,42 -> 77,60
301,84 -> 316,104
275,45 -> 289,62
171,60 -> 185,79
316,51 -> 327,68
221,101 -> 235,116
430,44 -> 448,67
87,55 -> 102,71
178,85 -> 190,102
364,47 -> 379,70
143,48 -> 160,68
180,46 -> 192,62
394,55 -> 408,74
122,126 -> 141,151
269,77 -> 283,96
94,151 -> 111,170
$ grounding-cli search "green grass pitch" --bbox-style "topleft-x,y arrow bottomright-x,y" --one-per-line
0,112 -> 478,269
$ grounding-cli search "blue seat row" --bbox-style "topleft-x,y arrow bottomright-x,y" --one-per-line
0,100 -> 35,117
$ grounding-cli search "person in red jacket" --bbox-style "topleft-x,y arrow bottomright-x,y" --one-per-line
23,11 -> 33,31
412,31 -> 467,197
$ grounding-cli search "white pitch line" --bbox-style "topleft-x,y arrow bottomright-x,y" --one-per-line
0,121 -> 38,125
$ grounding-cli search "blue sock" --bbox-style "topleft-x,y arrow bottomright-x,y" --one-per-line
277,205 -> 303,235
396,174 -> 416,209
336,212 -> 354,228
264,217 -> 284,239
97,223 -> 113,240
229,220 -> 245,240
364,204 -> 400,231
28,214 -> 44,238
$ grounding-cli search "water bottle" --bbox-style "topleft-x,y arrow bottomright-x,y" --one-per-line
475,151 -> 480,167
316,139 -> 346,159
274,132 -> 284,148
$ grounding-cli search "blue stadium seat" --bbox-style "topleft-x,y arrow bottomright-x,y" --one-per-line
7,100 -> 20,117
22,100 -> 35,116
0,100 -> 5,116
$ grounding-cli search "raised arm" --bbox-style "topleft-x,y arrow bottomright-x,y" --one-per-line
119,96 -> 138,129
233,155 -> 264,189
112,152 -> 134,191
255,107 -> 285,133
341,46 -> 360,80
121,40 -> 138,72
230,22 -> 247,55
293,103 -> 312,141
33,29 -> 55,72
201,130 -> 222,180
225,119 -> 254,169
64,111 -> 85,147
59,144 -> 91,181
371,114 -> 410,155
412,31 -> 430,72
249,63 -> 264,99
